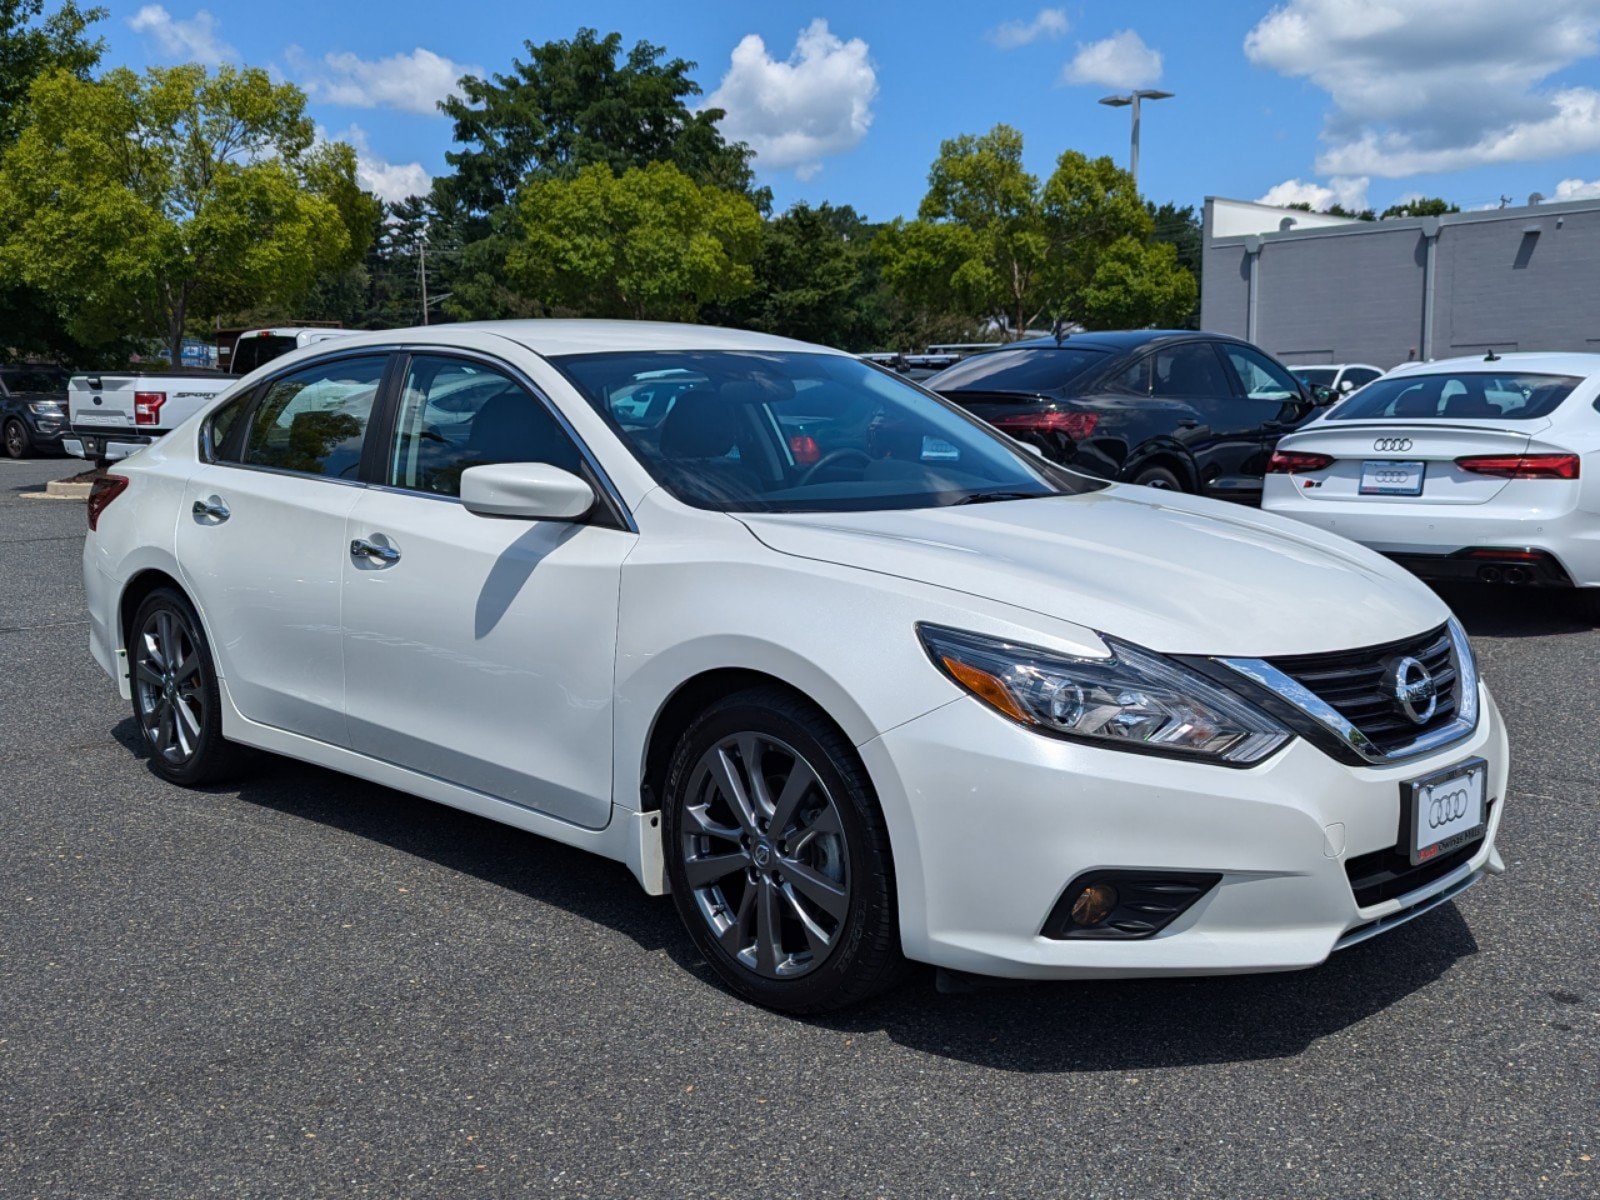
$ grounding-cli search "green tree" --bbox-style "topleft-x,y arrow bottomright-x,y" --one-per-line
506,161 -> 761,320
0,65 -> 372,364
1380,196 -> 1459,220
0,0 -> 104,362
440,27 -> 759,215
879,126 -> 1190,337
1079,239 -> 1197,330
1147,200 -> 1201,327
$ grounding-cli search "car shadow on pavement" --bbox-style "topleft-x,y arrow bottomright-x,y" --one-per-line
141,717 -> 1484,1075
1436,582 -> 1596,638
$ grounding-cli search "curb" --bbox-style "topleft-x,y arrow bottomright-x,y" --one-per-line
32,479 -> 92,500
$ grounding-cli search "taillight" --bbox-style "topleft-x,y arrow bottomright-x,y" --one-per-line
1267,450 -> 1334,473
992,411 -> 1099,440
86,474 -> 129,531
789,434 -> 821,465
134,391 -> 166,426
1455,453 -> 1580,479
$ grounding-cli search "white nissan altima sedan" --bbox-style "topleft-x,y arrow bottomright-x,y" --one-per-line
83,321 -> 1508,1012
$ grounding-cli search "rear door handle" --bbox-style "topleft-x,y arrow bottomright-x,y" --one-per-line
191,496 -> 230,522
350,537 -> 400,565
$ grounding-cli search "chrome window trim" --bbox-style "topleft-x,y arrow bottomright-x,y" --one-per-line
1218,618 -> 1479,766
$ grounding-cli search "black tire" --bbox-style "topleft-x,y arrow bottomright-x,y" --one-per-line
662,686 -> 904,1013
3,418 -> 29,459
128,587 -> 247,786
1131,464 -> 1184,491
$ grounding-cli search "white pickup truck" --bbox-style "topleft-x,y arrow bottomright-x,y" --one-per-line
64,327 -> 359,465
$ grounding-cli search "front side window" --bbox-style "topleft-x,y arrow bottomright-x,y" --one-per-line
237,356 -> 387,479
1293,367 -> 1337,388
556,350 -> 1103,513
1221,345 -> 1301,402
1329,372 -> 1582,421
387,356 -> 582,496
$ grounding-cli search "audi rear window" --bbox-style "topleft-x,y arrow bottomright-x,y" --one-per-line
1328,372 -> 1581,421
925,347 -> 1108,395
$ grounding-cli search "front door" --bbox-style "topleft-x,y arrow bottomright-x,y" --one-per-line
1216,342 -> 1316,500
175,353 -> 390,745
339,353 -> 632,831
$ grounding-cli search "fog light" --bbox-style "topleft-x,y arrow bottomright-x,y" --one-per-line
1069,882 -> 1118,927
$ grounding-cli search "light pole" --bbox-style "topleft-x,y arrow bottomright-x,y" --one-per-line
1098,89 -> 1174,191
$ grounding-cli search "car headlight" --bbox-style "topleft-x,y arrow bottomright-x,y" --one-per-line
27,400 -> 64,415
918,624 -> 1290,765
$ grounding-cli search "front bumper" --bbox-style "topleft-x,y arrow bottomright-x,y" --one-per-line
859,684 -> 1508,979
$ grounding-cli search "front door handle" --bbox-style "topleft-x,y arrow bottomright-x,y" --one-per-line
191,496 -> 230,522
350,536 -> 400,565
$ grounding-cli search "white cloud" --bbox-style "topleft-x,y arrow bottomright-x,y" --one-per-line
1257,176 -> 1371,212
328,125 -> 431,203
127,5 -> 234,66
705,19 -> 877,179
1060,29 -> 1163,89
291,46 -> 479,116
1245,0 -> 1600,177
988,9 -> 1069,50
1554,175 -> 1600,198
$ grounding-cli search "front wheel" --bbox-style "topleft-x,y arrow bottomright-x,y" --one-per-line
1130,464 -> 1184,491
129,588 -> 246,786
3,418 -> 29,459
662,687 -> 904,1013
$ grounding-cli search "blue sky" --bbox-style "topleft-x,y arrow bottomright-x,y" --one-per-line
105,1 -> 1600,218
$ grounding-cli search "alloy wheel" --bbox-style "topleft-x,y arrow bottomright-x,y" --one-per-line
4,421 -> 25,459
679,732 -> 851,979
134,607 -> 208,765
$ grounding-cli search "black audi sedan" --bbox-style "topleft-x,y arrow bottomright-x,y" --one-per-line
1,364 -> 71,458
925,331 -> 1333,504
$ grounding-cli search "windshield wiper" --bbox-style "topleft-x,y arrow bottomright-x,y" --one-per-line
947,490 -> 1046,506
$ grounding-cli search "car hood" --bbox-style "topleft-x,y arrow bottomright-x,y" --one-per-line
736,487 -> 1449,657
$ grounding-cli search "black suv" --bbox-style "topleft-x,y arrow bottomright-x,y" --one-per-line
1,364 -> 71,458
926,331 -> 1333,504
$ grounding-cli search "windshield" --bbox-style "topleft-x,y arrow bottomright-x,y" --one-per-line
1328,371 -> 1580,421
1293,367 -> 1337,387
2,367 -> 67,393
924,346 -> 1108,395
555,350 -> 1103,513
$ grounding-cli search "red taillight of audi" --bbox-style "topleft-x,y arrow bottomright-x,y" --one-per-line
1266,450 -> 1334,473
133,391 -> 166,426
86,474 -> 129,531
1455,453 -> 1580,480
992,411 -> 1099,440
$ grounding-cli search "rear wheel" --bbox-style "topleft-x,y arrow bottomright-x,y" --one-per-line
1131,464 -> 1184,491
129,588 -> 246,786
662,686 -> 903,1013
3,418 -> 28,459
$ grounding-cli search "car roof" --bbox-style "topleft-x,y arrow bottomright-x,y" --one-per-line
996,330 -> 1247,354
311,320 -> 830,359
1386,352 -> 1600,378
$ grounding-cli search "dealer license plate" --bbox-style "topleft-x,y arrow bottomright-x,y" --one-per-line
1360,459 -> 1426,496
1407,758 -> 1488,865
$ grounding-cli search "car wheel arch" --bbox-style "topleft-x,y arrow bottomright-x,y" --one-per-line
118,569 -> 207,680
1125,448 -> 1197,491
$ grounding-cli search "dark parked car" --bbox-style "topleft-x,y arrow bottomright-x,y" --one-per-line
925,331 -> 1334,504
1,364 -> 71,458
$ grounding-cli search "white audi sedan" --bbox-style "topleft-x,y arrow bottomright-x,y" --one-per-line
83,321 -> 1508,1012
1263,353 -> 1600,606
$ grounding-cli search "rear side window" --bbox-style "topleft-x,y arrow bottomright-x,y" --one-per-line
237,356 -> 387,479
925,347 -> 1107,394
1330,373 -> 1580,421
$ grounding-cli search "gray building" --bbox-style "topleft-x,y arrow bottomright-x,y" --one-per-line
1201,195 -> 1600,370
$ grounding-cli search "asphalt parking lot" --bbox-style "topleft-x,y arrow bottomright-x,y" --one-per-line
2,454 -> 1597,1200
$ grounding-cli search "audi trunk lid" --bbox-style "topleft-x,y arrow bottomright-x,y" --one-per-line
1275,421 -> 1542,505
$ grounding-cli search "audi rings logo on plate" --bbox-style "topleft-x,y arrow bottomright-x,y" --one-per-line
1372,437 -> 1413,452
1428,787 -> 1471,828
1371,469 -> 1412,484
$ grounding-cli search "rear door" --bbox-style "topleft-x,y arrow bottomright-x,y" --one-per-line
175,352 -> 393,745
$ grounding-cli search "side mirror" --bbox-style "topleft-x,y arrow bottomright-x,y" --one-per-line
460,462 -> 594,521
1309,383 -> 1339,406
